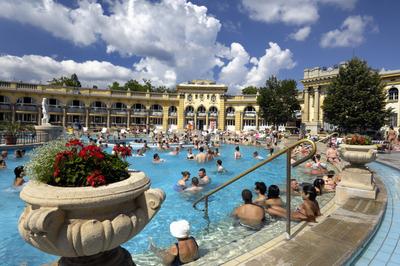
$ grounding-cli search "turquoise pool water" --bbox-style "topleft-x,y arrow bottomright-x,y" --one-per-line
0,144 -> 319,265
352,162 -> 400,266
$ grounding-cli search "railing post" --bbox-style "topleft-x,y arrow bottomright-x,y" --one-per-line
204,196 -> 209,219
286,148 -> 292,240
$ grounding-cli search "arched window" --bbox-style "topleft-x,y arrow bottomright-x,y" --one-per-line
168,106 -> 177,115
226,107 -> 235,115
389,87 -> 399,101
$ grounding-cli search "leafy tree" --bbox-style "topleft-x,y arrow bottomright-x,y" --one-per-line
109,81 -> 125,91
257,76 -> 300,127
124,79 -> 147,92
49,73 -> 81,87
322,58 -> 391,133
242,86 -> 258,95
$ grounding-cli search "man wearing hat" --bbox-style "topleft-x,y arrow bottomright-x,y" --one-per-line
149,220 -> 199,265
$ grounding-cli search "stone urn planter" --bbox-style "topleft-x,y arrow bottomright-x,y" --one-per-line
18,171 -> 165,265
336,144 -> 378,205
339,144 -> 377,165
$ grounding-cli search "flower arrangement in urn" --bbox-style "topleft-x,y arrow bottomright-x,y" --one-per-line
20,139 -> 164,266
345,134 -> 372,145
26,139 -> 132,187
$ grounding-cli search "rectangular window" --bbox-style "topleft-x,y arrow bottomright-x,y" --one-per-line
389,113 -> 398,127
168,118 -> 177,125
225,119 -> 235,126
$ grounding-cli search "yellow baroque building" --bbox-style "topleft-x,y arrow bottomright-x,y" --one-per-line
0,80 -> 268,132
300,64 -> 400,134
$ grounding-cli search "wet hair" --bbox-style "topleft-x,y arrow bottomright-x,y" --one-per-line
199,168 -> 206,174
14,166 -> 24,179
255,181 -> 267,195
267,185 -> 280,199
315,154 -> 321,160
199,147 -> 204,152
313,178 -> 325,195
217,159 -> 222,166
327,170 -> 335,177
191,177 -> 199,186
242,189 -> 253,204
253,151 -> 258,156
303,184 -> 317,201
153,153 -> 159,159
235,146 -> 240,151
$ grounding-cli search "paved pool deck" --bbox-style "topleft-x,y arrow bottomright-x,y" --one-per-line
220,152 -> 400,266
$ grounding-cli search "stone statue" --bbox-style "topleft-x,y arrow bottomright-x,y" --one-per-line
41,98 -> 49,125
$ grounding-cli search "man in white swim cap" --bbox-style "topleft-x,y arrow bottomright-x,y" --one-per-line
149,219 -> 199,265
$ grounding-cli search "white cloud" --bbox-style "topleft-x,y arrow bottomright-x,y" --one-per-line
218,42 -> 296,93
241,0 -> 357,26
0,54 -> 136,88
0,0 -> 297,92
320,15 -> 376,48
0,0 -> 222,85
289,26 -> 311,41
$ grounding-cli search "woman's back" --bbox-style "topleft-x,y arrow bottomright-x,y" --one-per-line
174,237 -> 199,264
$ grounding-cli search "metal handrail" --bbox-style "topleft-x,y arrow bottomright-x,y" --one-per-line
192,139 -> 317,239
316,132 -> 339,143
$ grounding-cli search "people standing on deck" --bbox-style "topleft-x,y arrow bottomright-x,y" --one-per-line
198,168 -> 210,185
149,220 -> 199,265
232,189 -> 265,229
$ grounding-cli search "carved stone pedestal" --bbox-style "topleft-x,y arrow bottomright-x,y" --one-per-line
34,124 -> 64,142
57,247 -> 134,266
335,144 -> 378,205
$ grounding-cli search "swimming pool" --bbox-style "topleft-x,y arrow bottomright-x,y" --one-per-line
0,144 -> 326,265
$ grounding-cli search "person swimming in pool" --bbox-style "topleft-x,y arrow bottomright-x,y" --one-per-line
216,159 -> 226,173
232,189 -> 265,229
185,177 -> 203,193
198,168 -> 210,185
174,171 -> 190,192
252,151 -> 264,160
13,166 -> 25,187
149,220 -> 199,265
153,153 -> 165,163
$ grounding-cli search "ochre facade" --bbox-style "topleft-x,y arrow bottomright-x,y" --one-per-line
0,80 -> 265,132
300,65 -> 400,134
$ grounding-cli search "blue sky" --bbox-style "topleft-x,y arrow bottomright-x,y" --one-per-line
0,0 -> 398,93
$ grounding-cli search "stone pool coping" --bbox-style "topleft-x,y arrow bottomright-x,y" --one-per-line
221,173 -> 387,266
218,143 -> 388,266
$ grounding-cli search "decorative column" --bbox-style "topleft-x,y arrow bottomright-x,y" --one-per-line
234,111 -> 241,131
205,113 -> 209,131
85,108 -> 89,129
302,88 -> 310,122
218,95 -> 225,131
314,87 -> 320,122
177,94 -> 185,131
107,108 -> 111,129
256,112 -> 259,130
194,113 -> 197,130
62,106 -> 67,128
162,106 -> 169,131
126,107 -> 131,129
37,106 -> 42,125
11,103 -> 16,123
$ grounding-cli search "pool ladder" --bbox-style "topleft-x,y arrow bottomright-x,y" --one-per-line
193,138 -> 317,240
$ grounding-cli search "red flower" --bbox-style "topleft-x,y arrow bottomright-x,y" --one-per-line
78,145 -> 105,160
66,139 -> 84,148
86,170 -> 106,187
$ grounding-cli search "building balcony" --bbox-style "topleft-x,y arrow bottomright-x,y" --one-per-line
150,111 -> 163,116
67,106 -> 85,113
111,109 -> 127,115
244,111 -> 256,118
16,104 -> 37,112
132,110 -> 147,116
185,112 -> 194,117
48,106 -> 63,112
0,103 -> 11,111
226,113 -> 235,117
209,112 -> 218,117
91,107 -> 108,113
197,112 -> 207,117
169,112 -> 177,117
